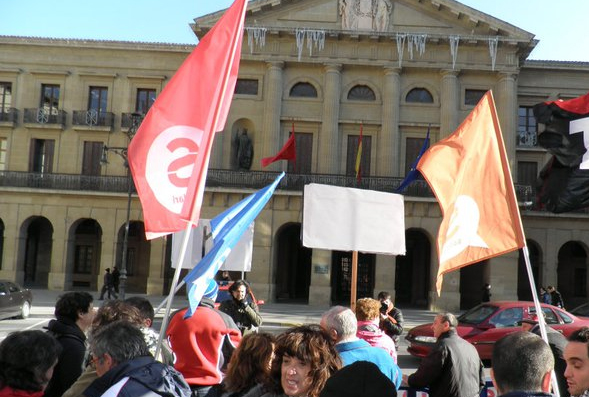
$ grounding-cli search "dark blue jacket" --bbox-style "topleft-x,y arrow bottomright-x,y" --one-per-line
84,356 -> 191,397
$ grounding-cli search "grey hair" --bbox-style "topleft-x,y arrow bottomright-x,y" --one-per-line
492,331 -> 553,393
438,312 -> 458,328
90,320 -> 151,366
321,306 -> 357,340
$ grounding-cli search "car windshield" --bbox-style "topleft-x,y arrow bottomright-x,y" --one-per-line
458,304 -> 498,324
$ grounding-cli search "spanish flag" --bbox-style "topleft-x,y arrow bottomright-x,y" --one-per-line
355,123 -> 363,182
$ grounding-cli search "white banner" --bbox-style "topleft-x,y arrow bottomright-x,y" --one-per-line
302,184 -> 405,255
171,220 -> 254,271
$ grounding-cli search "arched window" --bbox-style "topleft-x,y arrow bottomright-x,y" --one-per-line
347,85 -> 376,101
289,82 -> 318,98
406,88 -> 434,103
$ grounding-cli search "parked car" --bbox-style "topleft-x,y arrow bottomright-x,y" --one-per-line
214,282 -> 265,309
570,302 -> 589,318
405,301 -> 589,360
0,280 -> 32,320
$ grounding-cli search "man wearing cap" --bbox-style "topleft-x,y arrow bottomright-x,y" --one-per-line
522,314 -> 568,397
167,279 -> 241,397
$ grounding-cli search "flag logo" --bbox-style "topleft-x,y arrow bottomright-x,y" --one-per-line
440,195 -> 489,263
144,125 -> 203,214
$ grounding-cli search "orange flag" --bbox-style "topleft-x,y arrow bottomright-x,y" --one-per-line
417,91 -> 526,294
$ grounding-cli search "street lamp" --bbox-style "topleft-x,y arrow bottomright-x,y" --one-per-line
100,112 -> 142,299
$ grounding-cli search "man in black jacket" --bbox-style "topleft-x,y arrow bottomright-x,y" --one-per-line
45,291 -> 95,397
491,331 -> 554,397
404,312 -> 484,397
84,320 -> 191,397
522,315 -> 568,397
378,291 -> 404,349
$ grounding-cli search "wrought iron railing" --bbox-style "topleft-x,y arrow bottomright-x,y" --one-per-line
23,108 -> 66,126
121,112 -> 145,129
0,108 -> 18,123
516,128 -> 538,148
0,169 -> 535,204
72,110 -> 114,128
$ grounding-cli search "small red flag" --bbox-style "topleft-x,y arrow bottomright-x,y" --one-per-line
261,123 -> 297,168
128,0 -> 247,239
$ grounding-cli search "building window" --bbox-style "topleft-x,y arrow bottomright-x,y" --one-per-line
287,132 -> 313,174
235,79 -> 259,95
29,139 -> 55,173
406,88 -> 433,103
405,137 -> 427,176
518,106 -> 538,147
517,161 -> 537,187
88,86 -> 108,114
464,89 -> 487,106
135,88 -> 156,114
0,138 -> 6,171
82,141 -> 103,177
74,245 -> 94,274
347,85 -> 376,101
0,82 -> 12,112
40,84 -> 60,114
289,82 -> 318,98
346,134 -> 371,177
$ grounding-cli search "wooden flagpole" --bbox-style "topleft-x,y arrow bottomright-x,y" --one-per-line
350,251 -> 358,312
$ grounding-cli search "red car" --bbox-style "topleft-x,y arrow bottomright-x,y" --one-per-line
405,301 -> 589,360
214,282 -> 265,309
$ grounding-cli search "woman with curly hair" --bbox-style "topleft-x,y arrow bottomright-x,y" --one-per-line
221,333 -> 275,397
0,330 -> 62,396
261,325 -> 341,397
355,297 -> 397,362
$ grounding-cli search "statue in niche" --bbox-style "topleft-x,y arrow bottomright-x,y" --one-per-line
234,128 -> 253,171
373,0 -> 392,32
339,0 -> 358,30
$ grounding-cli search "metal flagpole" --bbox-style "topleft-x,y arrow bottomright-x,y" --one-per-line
522,245 -> 560,397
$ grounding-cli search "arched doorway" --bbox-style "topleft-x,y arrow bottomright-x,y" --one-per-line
274,223 -> 312,302
116,221 -> 149,293
395,229 -> 431,308
19,216 -> 53,287
558,241 -> 588,309
68,219 -> 102,290
331,251 -> 375,305
459,260 -> 489,310
518,242 -> 541,301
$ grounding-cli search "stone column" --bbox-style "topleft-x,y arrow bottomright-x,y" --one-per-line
318,64 -> 342,174
373,254 -> 395,298
487,252 -> 519,300
309,249 -> 332,306
495,72 -> 518,174
380,67 -> 401,177
260,61 -> 284,171
440,69 -> 460,139
146,238 -> 166,295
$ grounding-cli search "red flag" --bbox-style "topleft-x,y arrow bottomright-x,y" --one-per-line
416,91 -> 526,294
355,123 -> 363,182
127,0 -> 247,239
261,122 -> 297,168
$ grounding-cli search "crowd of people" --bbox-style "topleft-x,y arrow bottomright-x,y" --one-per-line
1,283 -> 587,397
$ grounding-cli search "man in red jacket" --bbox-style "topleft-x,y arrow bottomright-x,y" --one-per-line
167,280 -> 241,397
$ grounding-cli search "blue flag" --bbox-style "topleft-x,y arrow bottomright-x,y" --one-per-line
395,128 -> 430,194
183,172 -> 285,317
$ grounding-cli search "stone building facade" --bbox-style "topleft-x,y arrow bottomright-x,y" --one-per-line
1,0 -> 589,311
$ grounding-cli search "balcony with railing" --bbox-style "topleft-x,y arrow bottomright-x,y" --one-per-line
23,108 -> 66,127
0,108 -> 18,124
121,112 -> 145,130
0,169 -> 535,206
72,110 -> 114,129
